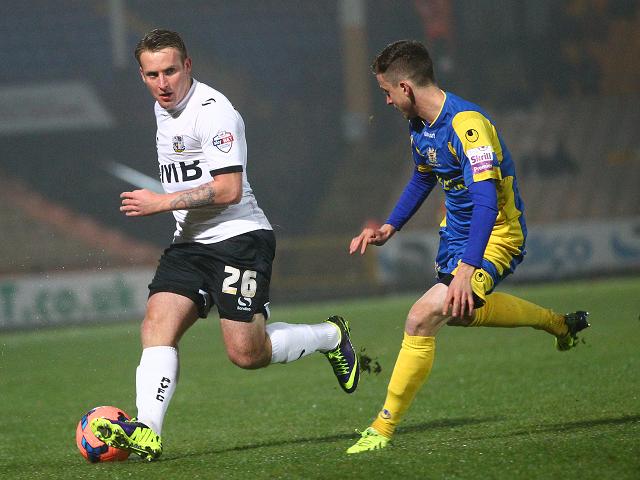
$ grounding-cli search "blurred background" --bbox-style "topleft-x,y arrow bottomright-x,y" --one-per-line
1,0 -> 639,329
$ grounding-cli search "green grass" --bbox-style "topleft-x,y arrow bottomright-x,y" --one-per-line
1,276 -> 639,479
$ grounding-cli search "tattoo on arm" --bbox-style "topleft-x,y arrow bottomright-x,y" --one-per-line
170,184 -> 216,210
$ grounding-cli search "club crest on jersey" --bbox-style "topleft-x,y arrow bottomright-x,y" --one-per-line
213,130 -> 234,153
172,135 -> 185,153
427,147 -> 438,166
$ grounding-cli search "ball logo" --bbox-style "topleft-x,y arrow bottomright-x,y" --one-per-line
213,130 -> 234,153
465,129 -> 479,142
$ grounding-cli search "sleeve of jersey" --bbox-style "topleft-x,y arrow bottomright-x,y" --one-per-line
196,106 -> 245,176
451,111 -> 502,185
386,168 -> 437,231
461,180 -> 498,268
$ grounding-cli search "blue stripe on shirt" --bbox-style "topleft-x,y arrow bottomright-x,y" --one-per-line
461,180 -> 498,268
386,169 -> 437,230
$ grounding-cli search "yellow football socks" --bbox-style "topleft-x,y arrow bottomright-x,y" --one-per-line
371,333 -> 435,439
471,292 -> 567,336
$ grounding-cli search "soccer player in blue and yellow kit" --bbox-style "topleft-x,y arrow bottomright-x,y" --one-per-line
347,40 -> 590,453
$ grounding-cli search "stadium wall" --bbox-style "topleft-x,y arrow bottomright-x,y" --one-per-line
2,217 -> 639,331
378,217 -> 640,287
0,268 -> 153,331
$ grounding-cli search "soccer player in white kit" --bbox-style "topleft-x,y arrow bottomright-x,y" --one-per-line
91,29 -> 359,461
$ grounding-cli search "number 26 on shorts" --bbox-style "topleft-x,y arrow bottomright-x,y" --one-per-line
221,266 -> 257,298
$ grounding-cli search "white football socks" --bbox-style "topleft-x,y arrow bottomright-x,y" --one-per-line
267,322 -> 339,364
135,346 -> 179,435
134,324 -> 339,430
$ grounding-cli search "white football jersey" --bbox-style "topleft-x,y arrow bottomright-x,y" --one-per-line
154,79 -> 272,244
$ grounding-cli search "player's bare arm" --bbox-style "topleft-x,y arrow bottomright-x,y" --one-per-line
442,262 -> 476,318
169,183 -> 216,210
121,171 -> 242,216
349,223 -> 396,255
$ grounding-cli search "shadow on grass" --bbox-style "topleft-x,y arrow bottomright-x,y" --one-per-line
157,414 -> 639,461
508,414 -> 640,436
161,416 -> 501,461
466,414 -> 640,443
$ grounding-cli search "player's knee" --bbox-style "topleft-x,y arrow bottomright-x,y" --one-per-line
140,314 -> 158,335
140,311 -> 186,348
140,314 -> 169,346
226,346 -> 268,370
405,301 -> 442,335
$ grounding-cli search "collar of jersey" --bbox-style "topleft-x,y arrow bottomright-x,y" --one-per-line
427,90 -> 447,128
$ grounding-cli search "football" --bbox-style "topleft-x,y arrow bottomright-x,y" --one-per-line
75,406 -> 131,463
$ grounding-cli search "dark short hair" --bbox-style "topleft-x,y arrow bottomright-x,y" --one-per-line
371,40 -> 435,87
134,29 -> 188,65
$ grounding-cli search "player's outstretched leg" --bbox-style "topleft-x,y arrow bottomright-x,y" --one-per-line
91,417 -> 163,461
555,311 -> 590,351
324,315 -> 360,393
347,427 -> 391,454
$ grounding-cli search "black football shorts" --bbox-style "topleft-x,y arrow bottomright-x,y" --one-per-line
148,229 -> 275,322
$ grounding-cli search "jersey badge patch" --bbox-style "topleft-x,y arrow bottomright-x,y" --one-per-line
465,129 -> 480,142
467,145 -> 494,175
213,130 -> 234,153
172,135 -> 185,153
427,147 -> 439,166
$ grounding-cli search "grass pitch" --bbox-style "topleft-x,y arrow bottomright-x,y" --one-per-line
1,276 -> 639,479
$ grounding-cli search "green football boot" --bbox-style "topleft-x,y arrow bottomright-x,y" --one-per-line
91,417 -> 162,461
324,315 -> 360,394
555,311 -> 590,351
346,427 -> 391,454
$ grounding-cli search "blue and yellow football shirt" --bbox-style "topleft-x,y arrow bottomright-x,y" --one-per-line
387,91 -> 527,289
